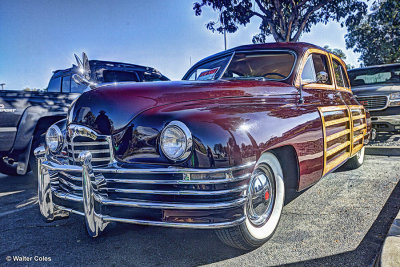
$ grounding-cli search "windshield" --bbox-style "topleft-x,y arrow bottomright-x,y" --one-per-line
185,51 -> 296,81
348,65 -> 400,86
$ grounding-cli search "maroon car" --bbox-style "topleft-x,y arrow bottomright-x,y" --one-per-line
35,42 -> 371,250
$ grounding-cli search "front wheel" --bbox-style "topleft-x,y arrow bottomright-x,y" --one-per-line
216,152 -> 285,250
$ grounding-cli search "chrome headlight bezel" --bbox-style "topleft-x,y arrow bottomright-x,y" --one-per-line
390,92 -> 400,100
45,124 -> 64,153
389,92 -> 400,106
160,121 -> 193,161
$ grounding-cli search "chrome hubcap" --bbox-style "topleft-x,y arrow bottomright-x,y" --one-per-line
247,166 -> 275,226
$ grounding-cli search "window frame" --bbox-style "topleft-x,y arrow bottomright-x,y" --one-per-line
47,76 -> 62,92
330,54 -> 351,92
296,49 -> 335,90
61,75 -> 71,93
183,49 -> 298,82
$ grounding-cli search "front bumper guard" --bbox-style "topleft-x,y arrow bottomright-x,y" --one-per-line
35,146 -> 253,237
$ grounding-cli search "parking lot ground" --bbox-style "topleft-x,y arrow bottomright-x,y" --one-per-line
1,155 -> 399,267
367,133 -> 400,156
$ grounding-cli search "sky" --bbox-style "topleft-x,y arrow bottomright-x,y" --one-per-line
0,0 -> 364,90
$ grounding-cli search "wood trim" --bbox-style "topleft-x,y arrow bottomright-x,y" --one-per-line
327,129 -> 351,142
295,48 -> 336,90
327,141 -> 351,157
319,105 -> 348,112
326,152 -> 350,173
319,104 -> 366,175
325,117 -> 350,127
330,53 -> 352,93
353,124 -> 367,132
352,144 -> 364,154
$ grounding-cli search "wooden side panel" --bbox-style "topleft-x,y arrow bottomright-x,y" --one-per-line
318,104 -> 366,175
318,105 -> 351,175
348,105 -> 367,156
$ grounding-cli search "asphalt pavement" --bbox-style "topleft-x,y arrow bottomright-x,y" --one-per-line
0,155 -> 399,267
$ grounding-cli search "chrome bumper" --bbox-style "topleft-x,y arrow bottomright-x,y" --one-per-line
35,146 -> 254,237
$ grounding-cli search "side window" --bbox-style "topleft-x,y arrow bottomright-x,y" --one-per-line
47,77 -> 62,92
62,75 -> 71,93
333,60 -> 349,88
301,54 -> 332,84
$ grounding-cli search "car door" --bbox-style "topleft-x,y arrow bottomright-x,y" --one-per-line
331,55 -> 368,158
295,49 -> 349,182
298,49 -> 357,176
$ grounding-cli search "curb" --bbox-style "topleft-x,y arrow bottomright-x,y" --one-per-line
365,146 -> 400,156
380,210 -> 400,267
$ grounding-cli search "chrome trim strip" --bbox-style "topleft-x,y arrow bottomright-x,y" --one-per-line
106,173 -> 252,185
69,141 -> 109,146
52,188 -> 83,202
53,204 -> 245,229
42,161 -> 255,174
95,194 -> 247,210
101,215 -> 245,229
105,184 -> 248,196
0,127 -> 17,132
52,188 -> 246,209
68,149 -> 110,153
217,51 -> 235,80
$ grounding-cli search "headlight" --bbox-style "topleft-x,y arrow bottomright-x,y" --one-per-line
390,92 -> 400,106
46,124 -> 63,153
160,121 -> 192,161
390,92 -> 400,99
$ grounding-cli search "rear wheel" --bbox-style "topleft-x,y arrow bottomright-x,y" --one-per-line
343,146 -> 365,170
216,152 -> 285,250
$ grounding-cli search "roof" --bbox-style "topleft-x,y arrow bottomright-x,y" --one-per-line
52,60 -> 157,75
192,42 -> 327,68
348,63 -> 400,72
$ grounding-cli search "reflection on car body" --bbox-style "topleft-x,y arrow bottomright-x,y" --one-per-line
35,42 -> 371,250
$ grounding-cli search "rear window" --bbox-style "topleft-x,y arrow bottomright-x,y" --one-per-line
349,65 -> 400,86
103,70 -> 140,83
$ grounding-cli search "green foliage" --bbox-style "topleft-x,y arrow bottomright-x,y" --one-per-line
193,0 -> 367,43
323,45 -> 347,60
346,0 -> 400,66
323,45 -> 354,69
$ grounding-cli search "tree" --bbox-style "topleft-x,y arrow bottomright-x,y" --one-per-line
346,0 -> 400,66
193,0 -> 367,43
323,45 -> 354,69
323,45 -> 347,60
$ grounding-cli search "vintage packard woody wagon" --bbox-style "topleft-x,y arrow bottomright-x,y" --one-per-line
35,43 -> 371,250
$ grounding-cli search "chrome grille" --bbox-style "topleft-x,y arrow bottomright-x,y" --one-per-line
356,95 -> 388,111
67,125 -> 112,166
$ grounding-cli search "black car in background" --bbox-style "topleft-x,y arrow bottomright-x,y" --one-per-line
348,64 -> 400,132
0,56 -> 169,176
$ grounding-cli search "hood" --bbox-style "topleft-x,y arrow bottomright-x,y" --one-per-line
69,80 -> 294,134
352,83 -> 400,96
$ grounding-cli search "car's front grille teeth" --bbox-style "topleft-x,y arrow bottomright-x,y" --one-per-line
67,136 -> 112,167
356,95 -> 388,111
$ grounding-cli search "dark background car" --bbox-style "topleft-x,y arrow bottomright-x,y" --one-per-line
348,63 -> 400,132
0,57 -> 169,176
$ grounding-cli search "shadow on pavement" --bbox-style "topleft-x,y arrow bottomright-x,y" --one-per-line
283,180 -> 400,267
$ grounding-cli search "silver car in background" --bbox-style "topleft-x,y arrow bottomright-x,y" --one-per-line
349,64 -> 400,133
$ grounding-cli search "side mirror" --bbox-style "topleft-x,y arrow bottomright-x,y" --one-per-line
316,71 -> 329,84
